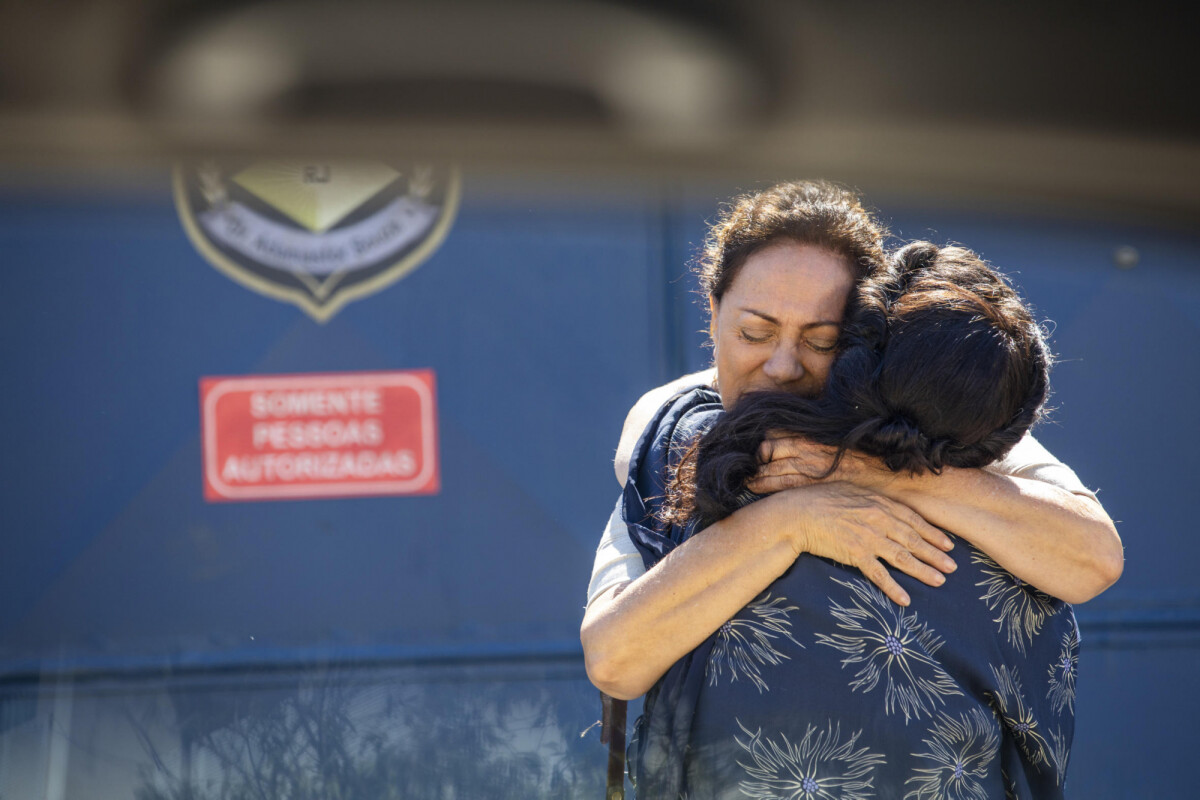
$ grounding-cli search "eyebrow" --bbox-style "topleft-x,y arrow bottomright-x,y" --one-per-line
740,307 -> 841,329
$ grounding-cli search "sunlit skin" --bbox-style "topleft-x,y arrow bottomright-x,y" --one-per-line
710,240 -> 856,409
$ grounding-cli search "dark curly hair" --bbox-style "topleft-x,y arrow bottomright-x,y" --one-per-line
698,179 -> 889,303
681,241 -> 1052,525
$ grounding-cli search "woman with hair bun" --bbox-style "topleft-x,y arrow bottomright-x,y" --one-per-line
638,242 -> 1078,798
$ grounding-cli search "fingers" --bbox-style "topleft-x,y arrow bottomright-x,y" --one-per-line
758,434 -> 800,462
861,491 -> 953,554
759,436 -> 778,464
748,454 -> 829,493
755,458 -> 809,479
876,503 -> 956,579
834,487 -> 955,570
781,482 -> 956,607
860,539 -> 950,607
854,499 -> 956,604
857,558 -> 911,607
747,474 -> 810,495
746,475 -> 795,494
754,452 -> 830,480
749,458 -> 820,494
894,505 -> 955,553
886,523 -> 956,571
879,542 -> 948,588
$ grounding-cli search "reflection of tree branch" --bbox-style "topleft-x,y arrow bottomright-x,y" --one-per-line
134,666 -> 608,799
233,718 -> 270,800
125,706 -> 177,783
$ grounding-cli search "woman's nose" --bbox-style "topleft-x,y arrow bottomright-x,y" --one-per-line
761,344 -> 805,384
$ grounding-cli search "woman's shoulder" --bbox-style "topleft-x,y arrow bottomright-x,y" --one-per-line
625,381 -> 722,493
614,369 -> 717,485
620,378 -> 722,569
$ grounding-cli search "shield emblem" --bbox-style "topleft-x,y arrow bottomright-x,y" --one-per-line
174,160 -> 460,321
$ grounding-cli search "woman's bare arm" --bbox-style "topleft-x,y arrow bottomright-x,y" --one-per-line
749,439 -> 1123,603
581,481 -> 956,700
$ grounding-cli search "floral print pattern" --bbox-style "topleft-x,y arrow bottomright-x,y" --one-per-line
735,719 -> 885,800
973,551 -> 1058,655
904,708 -> 1001,800
708,592 -> 802,693
1047,628 -> 1079,716
817,577 -> 963,722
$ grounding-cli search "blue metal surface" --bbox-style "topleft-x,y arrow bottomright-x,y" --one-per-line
0,174 -> 1196,797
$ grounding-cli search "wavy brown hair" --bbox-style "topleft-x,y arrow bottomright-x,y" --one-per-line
698,179 -> 889,304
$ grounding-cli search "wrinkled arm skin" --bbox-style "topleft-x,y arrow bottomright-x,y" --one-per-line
582,493 -> 804,700
749,439 -> 1124,604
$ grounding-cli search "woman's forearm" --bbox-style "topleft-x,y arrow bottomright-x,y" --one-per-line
876,467 -> 1123,603
581,498 -> 800,700
750,438 -> 1124,603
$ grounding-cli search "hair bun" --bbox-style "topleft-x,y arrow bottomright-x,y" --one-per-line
851,412 -> 946,474
875,414 -> 923,451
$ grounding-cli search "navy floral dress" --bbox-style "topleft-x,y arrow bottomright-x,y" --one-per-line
623,387 -> 1079,800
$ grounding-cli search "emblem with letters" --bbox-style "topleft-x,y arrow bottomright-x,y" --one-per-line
175,160 -> 460,321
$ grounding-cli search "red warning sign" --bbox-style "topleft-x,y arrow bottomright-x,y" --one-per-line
200,370 -> 439,502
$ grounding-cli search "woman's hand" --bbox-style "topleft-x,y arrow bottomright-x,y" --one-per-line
735,434 -> 971,604
747,434 -> 892,494
757,481 -> 956,607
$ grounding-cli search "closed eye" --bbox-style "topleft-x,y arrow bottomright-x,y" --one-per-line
738,329 -> 772,343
